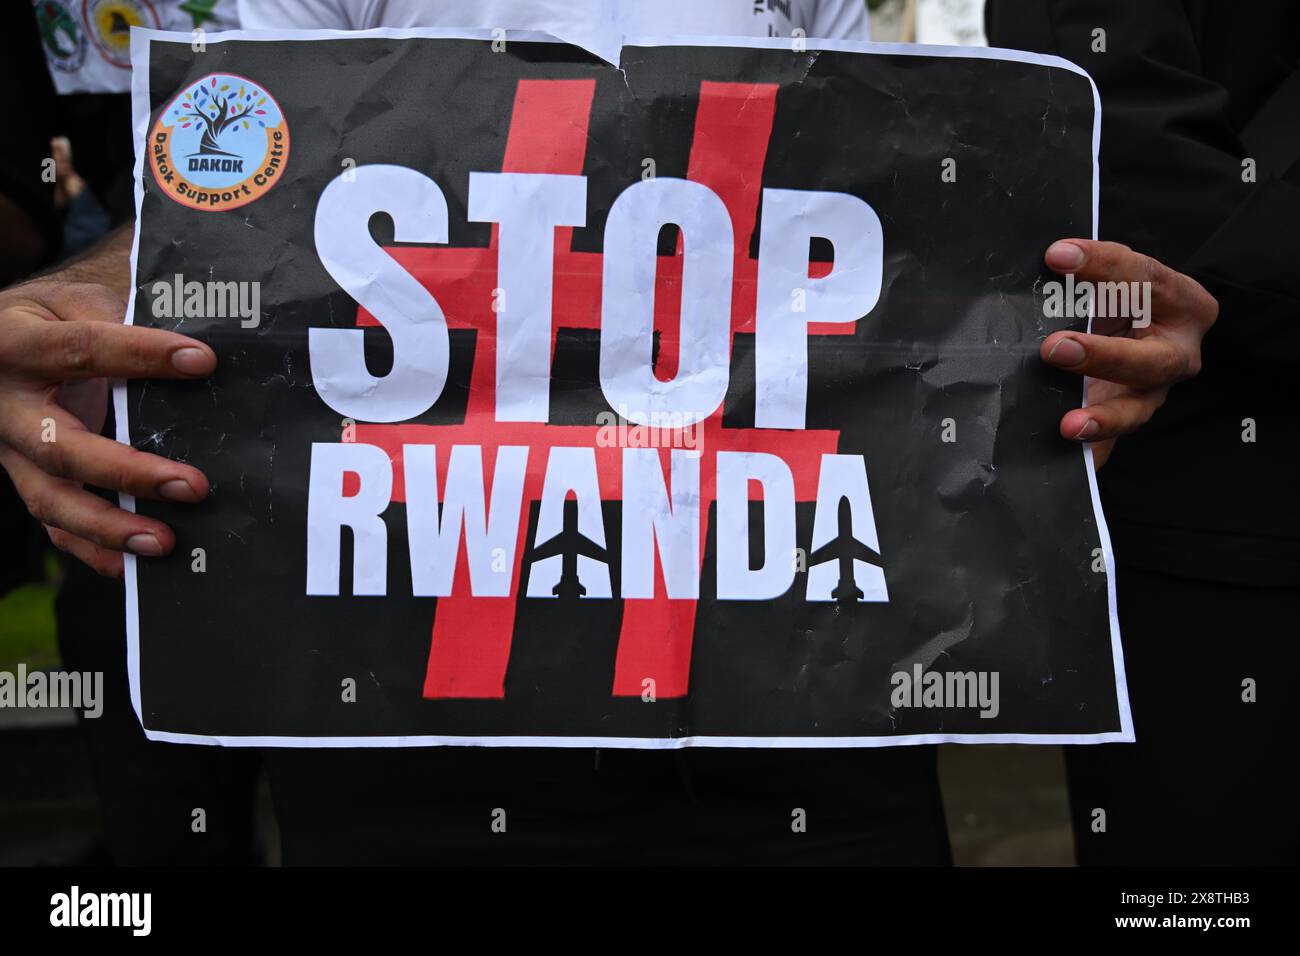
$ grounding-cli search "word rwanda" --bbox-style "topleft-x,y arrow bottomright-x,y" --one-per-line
306,166 -> 887,602
310,445 -> 885,601
0,666 -> 102,718
149,273 -> 261,327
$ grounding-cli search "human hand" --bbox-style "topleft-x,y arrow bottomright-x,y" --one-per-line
1039,239 -> 1218,468
0,278 -> 216,576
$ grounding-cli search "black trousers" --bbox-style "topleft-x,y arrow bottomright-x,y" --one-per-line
55,561 -> 261,866
263,744 -> 951,865
1066,565 -> 1299,866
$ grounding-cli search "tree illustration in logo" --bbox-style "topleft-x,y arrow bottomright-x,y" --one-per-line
175,77 -> 270,157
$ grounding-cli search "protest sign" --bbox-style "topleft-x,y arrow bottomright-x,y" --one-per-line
122,29 -> 1130,746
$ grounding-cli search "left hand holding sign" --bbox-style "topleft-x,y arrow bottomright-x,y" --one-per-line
1039,238 -> 1218,468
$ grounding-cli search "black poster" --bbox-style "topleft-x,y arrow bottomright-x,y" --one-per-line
122,29 -> 1131,747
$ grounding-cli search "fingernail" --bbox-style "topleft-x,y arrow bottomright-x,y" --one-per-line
1072,420 -> 1100,441
158,479 -> 195,501
171,347 -> 211,375
1047,337 -> 1087,367
1046,240 -> 1086,270
126,533 -> 163,556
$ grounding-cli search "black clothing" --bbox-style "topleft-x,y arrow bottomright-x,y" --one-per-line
55,550 -> 262,865
1064,566 -> 1297,865
987,0 -> 1300,865
265,745 -> 951,865
987,0 -> 1300,586
0,0 -> 61,262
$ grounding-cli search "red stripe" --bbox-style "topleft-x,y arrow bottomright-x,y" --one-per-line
421,79 -> 595,698
348,79 -> 843,703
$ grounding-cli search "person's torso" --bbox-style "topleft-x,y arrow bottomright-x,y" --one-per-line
235,0 -> 868,42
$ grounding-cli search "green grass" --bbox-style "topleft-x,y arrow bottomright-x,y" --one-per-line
0,555 -> 60,671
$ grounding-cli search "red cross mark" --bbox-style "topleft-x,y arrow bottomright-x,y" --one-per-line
351,78 -> 851,700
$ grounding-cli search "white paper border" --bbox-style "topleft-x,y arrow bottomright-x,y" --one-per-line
121,27 -> 1132,748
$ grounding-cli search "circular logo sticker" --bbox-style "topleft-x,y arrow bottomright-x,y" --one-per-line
35,0 -> 87,73
149,73 -> 290,212
84,0 -> 160,69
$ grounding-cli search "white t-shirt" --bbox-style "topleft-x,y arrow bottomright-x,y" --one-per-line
37,0 -> 868,94
236,0 -> 870,56
35,0 -> 240,94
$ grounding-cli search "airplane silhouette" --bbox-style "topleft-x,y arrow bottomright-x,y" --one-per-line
807,496 -> 883,604
529,497 -> 609,599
